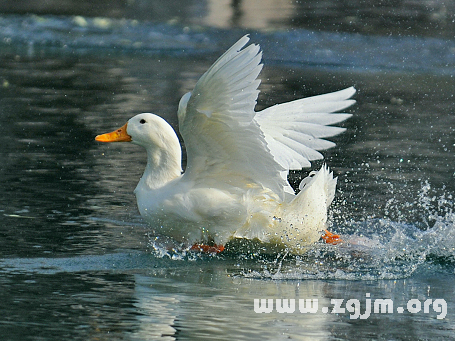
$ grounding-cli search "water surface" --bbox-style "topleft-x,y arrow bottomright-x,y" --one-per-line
0,9 -> 454,341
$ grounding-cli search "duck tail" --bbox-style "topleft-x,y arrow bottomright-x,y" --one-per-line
276,165 -> 337,253
297,164 -> 337,208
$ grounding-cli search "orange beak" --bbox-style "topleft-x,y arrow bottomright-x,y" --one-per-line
95,122 -> 132,143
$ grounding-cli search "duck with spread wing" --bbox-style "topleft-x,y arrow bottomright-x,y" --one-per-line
96,35 -> 355,254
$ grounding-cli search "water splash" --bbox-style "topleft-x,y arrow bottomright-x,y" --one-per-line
238,181 -> 455,280
147,181 -> 454,280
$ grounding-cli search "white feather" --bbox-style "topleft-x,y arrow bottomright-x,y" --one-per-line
178,35 -> 288,198
255,87 -> 355,173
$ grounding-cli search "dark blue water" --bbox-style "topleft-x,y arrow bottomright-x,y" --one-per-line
0,11 -> 454,341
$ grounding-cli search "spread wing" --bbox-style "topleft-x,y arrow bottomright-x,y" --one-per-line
177,35 -> 289,198
255,87 -> 356,171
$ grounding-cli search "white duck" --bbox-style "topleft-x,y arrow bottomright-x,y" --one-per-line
96,35 -> 355,254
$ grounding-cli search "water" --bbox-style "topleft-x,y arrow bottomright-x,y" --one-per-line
0,7 -> 455,341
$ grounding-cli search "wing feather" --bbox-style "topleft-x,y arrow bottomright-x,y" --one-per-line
177,36 -> 355,197
178,35 -> 289,197
255,87 -> 356,172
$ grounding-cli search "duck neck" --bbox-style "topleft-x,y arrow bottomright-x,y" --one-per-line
139,144 -> 182,191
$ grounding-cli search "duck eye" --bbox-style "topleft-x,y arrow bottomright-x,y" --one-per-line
140,119 -> 146,124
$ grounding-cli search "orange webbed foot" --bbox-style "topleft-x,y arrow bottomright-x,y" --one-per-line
321,230 -> 342,245
190,243 -> 225,254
